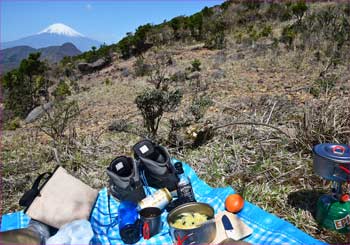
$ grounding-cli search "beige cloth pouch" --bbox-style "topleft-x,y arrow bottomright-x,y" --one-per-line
19,166 -> 98,229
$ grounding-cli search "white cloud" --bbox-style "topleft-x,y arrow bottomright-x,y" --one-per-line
86,4 -> 92,10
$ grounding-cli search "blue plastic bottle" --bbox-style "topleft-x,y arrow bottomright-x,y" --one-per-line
118,201 -> 141,244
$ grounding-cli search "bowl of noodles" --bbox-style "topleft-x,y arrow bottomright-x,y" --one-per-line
167,202 -> 216,245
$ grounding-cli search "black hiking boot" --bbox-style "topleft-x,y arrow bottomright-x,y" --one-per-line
107,156 -> 146,203
133,140 -> 179,192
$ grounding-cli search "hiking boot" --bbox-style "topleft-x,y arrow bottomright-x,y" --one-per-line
133,140 -> 179,191
107,156 -> 146,203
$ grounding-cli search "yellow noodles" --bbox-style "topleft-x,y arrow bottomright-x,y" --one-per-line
171,212 -> 208,229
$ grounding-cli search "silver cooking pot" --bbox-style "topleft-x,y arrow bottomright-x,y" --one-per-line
167,202 -> 216,245
313,143 -> 350,182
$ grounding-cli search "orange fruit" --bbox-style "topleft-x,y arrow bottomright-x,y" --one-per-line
225,193 -> 244,213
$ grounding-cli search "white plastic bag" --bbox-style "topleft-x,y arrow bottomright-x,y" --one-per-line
46,219 -> 93,245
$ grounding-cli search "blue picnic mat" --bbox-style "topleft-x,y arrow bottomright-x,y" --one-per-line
1,160 -> 325,245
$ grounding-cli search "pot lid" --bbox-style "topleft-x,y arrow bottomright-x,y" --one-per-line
313,143 -> 350,163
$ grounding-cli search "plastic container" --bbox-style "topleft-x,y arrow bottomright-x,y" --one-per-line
46,219 -> 93,244
118,201 -> 141,244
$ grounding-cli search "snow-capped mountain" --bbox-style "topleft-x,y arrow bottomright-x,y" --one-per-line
38,23 -> 84,37
1,23 -> 101,52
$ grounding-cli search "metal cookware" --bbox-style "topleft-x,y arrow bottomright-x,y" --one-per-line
313,143 -> 350,233
140,207 -> 162,239
313,143 -> 350,182
167,202 -> 216,245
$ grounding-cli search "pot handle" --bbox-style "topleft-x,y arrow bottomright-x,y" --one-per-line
143,221 -> 150,240
174,231 -> 194,245
332,145 -> 346,155
338,165 -> 350,175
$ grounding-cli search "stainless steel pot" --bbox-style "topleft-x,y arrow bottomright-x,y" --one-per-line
167,202 -> 216,245
313,143 -> 350,182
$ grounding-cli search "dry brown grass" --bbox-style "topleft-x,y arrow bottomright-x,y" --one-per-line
2,26 -> 350,244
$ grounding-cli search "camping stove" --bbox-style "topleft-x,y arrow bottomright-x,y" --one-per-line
313,143 -> 350,233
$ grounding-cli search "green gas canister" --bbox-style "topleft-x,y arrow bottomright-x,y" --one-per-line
316,194 -> 350,233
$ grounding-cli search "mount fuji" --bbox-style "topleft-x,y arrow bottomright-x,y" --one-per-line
2,23 -> 101,52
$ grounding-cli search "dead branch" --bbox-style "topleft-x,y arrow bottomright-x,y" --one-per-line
212,121 -> 291,138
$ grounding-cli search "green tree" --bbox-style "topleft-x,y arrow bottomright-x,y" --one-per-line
202,6 -> 213,17
98,43 -> 112,63
265,3 -> 292,21
118,33 -> 134,59
243,0 -> 261,10
280,25 -> 297,48
191,59 -> 201,72
290,1 -> 308,24
188,13 -> 203,40
220,0 -> 231,11
169,16 -> 184,32
91,46 -> 97,53
133,23 -> 153,55
2,52 -> 50,118
117,24 -> 153,59
52,80 -> 71,100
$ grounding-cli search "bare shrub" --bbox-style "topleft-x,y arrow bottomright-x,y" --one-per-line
147,60 -> 168,89
134,56 -> 152,77
38,100 -> 80,144
190,94 -> 214,122
108,119 -> 129,132
170,70 -> 188,85
167,118 -> 187,148
36,100 -> 81,170
146,52 -> 174,89
135,88 -> 182,138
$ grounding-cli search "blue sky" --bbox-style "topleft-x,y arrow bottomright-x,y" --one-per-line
1,0 -> 224,44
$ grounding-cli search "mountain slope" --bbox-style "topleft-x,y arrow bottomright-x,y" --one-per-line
1,23 -> 101,52
38,42 -> 81,63
0,46 -> 36,72
0,42 -> 81,73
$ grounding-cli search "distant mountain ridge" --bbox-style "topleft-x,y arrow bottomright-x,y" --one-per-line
1,23 -> 101,52
0,42 -> 81,73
